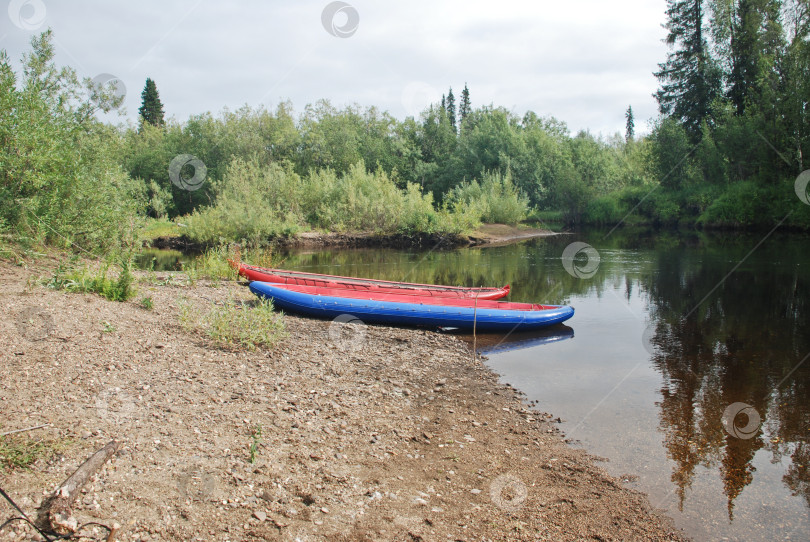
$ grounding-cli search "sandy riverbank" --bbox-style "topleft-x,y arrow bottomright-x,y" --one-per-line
0,257 -> 686,541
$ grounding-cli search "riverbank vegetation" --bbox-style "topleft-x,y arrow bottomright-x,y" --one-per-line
3,9 -> 810,257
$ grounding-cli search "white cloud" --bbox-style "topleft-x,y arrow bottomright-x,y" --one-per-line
1,0 -> 669,134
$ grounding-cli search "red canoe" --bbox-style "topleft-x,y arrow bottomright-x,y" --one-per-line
229,261 -> 510,300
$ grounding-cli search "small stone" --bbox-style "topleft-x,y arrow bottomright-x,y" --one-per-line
470,489 -> 482,495
253,510 -> 267,522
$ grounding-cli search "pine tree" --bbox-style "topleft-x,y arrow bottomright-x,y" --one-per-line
654,0 -> 722,138
138,78 -> 165,128
726,0 -> 784,115
625,105 -> 635,142
440,94 -> 446,112
446,87 -> 457,132
459,83 -> 471,130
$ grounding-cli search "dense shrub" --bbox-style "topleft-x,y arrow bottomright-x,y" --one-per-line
444,170 -> 529,225
183,159 -> 475,245
0,32 -> 142,252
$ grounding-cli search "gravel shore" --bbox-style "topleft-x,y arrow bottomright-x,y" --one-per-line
0,258 -> 687,541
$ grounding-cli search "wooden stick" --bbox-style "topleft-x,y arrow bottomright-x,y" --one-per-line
48,440 -> 120,536
0,424 -> 50,437
106,522 -> 121,542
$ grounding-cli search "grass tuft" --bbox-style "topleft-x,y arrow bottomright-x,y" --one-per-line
45,256 -> 135,302
0,434 -> 69,471
249,424 -> 262,464
178,296 -> 285,351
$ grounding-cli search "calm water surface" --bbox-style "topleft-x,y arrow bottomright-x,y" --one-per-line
270,229 -> 810,541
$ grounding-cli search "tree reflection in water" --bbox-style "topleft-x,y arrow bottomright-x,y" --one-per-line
644,235 -> 810,518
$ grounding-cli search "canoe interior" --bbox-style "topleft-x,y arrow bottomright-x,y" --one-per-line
254,282 -> 556,311
235,262 -> 510,300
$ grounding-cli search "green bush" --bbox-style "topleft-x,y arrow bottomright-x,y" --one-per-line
45,256 -> 136,302
697,181 -> 768,227
182,159 -> 302,245
184,244 -> 241,282
696,179 -> 809,228
0,32 -> 143,253
583,194 -> 624,225
183,158 -> 480,244
444,170 -> 529,225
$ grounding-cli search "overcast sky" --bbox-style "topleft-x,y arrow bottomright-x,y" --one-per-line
2,0 -> 669,136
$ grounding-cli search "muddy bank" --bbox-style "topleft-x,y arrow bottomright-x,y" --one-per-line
147,224 -> 559,253
0,258 -> 686,541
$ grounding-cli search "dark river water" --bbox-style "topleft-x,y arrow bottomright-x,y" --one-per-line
143,229 -> 810,540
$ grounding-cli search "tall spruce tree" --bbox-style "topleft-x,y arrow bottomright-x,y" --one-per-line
459,83 -> 471,130
446,87 -> 457,132
726,0 -> 784,115
138,78 -> 165,128
625,105 -> 635,142
728,0 -> 759,113
655,0 -> 722,138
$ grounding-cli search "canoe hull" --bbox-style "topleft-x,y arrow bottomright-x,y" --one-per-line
249,281 -> 574,332
232,262 -> 510,300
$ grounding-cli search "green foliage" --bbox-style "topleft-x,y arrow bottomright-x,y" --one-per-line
625,105 -> 635,142
444,170 -> 529,225
178,296 -> 286,351
446,87 -> 457,132
182,160 -> 302,245
139,78 -> 165,128
0,32 -> 143,252
8,25 -> 808,244
139,296 -> 154,310
650,117 -> 700,190
0,434 -> 68,471
183,158 -> 474,245
654,0 -> 722,137
184,244 -> 242,281
139,218 -> 182,241
583,194 -> 625,225
249,424 -> 262,464
45,256 -> 136,302
459,84 -> 471,131
696,180 -> 797,228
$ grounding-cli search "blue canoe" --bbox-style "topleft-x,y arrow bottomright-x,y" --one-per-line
249,281 -> 574,332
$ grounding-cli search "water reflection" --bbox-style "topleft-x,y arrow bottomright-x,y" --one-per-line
448,325 -> 575,354
134,248 -> 193,271
643,235 -> 810,519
